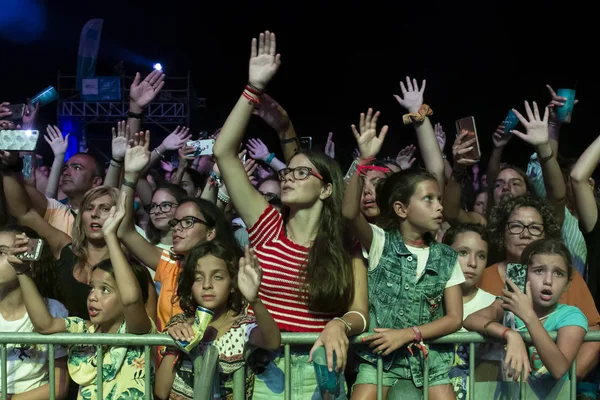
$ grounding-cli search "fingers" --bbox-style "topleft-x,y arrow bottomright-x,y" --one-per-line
351,125 -> 360,142
405,76 -> 414,92
258,32 -> 265,55
251,37 -> 257,58
511,109 -> 527,125
524,101 -> 534,121
268,31 -> 276,56
531,101 -> 540,120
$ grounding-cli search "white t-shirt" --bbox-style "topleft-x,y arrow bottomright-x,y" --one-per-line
364,224 -> 465,288
0,299 -> 68,394
460,289 -> 497,332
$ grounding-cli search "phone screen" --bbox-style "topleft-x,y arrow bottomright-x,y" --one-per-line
505,263 -> 527,293
5,104 -> 25,120
455,117 -> 481,161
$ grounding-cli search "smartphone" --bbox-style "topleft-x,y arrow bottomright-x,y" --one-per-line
17,238 -> 44,262
22,154 -> 34,178
0,130 -> 40,151
505,263 -> 527,293
455,117 -> 481,161
5,104 -> 25,121
300,136 -> 313,150
186,139 -> 215,157
29,86 -> 58,108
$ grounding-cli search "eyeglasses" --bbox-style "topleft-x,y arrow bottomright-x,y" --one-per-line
168,216 -> 209,230
277,167 -> 323,182
507,221 -> 544,237
259,191 -> 279,201
148,202 -> 178,214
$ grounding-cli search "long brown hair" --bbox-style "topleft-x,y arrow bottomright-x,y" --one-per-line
282,151 -> 354,314
71,186 -> 119,268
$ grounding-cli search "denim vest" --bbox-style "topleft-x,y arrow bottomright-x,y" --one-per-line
357,229 -> 458,386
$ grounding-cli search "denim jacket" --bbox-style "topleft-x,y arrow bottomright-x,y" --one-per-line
356,228 -> 458,386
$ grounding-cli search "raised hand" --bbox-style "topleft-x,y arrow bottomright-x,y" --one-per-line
248,31 -> 282,91
350,108 -> 388,160
111,121 -> 130,162
492,123 -> 512,148
324,132 -> 335,159
124,131 -> 151,174
393,76 -> 426,113
434,123 -> 446,151
396,144 -> 417,170
162,126 -> 191,151
44,125 -> 69,157
178,145 -> 196,165
247,138 -> 271,161
237,245 -> 262,304
7,233 -> 33,275
102,193 -> 127,237
511,101 -> 550,147
546,84 -> 578,124
452,131 -> 478,171
129,70 -> 166,109
0,102 -> 12,120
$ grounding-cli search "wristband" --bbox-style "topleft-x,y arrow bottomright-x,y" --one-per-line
265,153 -> 275,164
483,320 -> 495,336
538,149 -> 554,164
343,311 -> 367,333
127,111 -> 144,119
402,104 -> 433,125
122,178 -> 136,189
246,83 -> 264,95
153,147 -> 165,159
501,327 -> 512,340
217,189 -> 230,204
333,317 -> 351,334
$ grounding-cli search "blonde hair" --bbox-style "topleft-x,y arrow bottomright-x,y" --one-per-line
71,186 -> 119,269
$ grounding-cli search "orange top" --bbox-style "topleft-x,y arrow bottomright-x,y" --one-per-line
154,250 -> 184,331
480,263 -> 600,326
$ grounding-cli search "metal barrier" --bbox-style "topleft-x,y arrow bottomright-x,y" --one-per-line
1,331 -> 598,400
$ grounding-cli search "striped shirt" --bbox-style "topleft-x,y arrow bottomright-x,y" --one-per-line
247,205 -> 338,332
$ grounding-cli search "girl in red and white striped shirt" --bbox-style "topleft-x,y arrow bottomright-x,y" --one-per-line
213,30 -> 368,399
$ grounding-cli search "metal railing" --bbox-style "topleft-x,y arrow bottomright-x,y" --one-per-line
1,331 -> 597,400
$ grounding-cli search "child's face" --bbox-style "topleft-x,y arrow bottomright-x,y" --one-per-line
192,254 -> 234,314
451,232 -> 488,290
0,232 -> 17,285
360,170 -> 387,220
473,192 -> 488,216
87,269 -> 123,327
401,180 -> 443,234
527,253 -> 570,308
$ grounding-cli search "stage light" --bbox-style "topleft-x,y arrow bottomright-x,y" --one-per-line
153,63 -> 162,71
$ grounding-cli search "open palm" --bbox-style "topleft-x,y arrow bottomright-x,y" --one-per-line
237,246 -> 262,304
130,70 -> 165,108
124,131 -> 151,174
511,101 -> 549,146
351,108 -> 388,160
248,31 -> 282,90
393,76 -> 426,113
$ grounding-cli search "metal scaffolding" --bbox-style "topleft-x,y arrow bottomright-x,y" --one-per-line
56,72 -> 205,153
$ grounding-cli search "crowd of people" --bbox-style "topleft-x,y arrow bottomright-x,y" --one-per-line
0,30 -> 598,400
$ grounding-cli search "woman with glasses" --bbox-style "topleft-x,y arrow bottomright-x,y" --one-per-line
478,195 -> 600,380
212,31 -> 367,399
115,131 -> 238,332
144,183 -> 187,254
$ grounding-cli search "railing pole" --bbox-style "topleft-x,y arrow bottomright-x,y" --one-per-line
1,344 -> 6,400
469,342 -> 475,399
423,353 -> 429,400
284,344 -> 291,400
232,367 -> 245,400
48,343 -> 55,400
376,358 -> 383,400
96,345 -> 104,400
144,345 -> 151,400
570,359 -> 577,400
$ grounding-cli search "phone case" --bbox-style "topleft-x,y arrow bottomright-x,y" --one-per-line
186,139 -> 215,157
0,130 -> 40,151
455,117 -> 481,161
503,263 -> 528,329
17,239 -> 44,262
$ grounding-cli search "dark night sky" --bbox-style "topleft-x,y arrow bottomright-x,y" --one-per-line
0,0 -> 595,170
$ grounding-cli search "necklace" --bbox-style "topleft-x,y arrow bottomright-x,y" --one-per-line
404,237 -> 426,248
286,225 -> 315,247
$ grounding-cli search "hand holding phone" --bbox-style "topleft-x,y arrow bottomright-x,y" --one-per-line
16,238 -> 44,262
186,139 -> 215,157
455,117 -> 481,161
4,104 -> 25,121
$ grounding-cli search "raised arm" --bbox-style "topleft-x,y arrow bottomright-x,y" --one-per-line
10,235 -> 67,334
442,132 -> 486,226
127,70 -> 165,135
247,138 -> 287,173
103,193 -> 151,334
43,125 -> 69,199
342,109 -> 388,251
570,134 -> 600,233
252,93 -> 299,163
393,77 -> 444,191
213,31 -> 280,228
512,101 -> 566,224
117,131 -> 164,268
104,121 -> 130,188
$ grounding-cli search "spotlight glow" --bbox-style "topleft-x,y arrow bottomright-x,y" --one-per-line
153,63 -> 162,71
